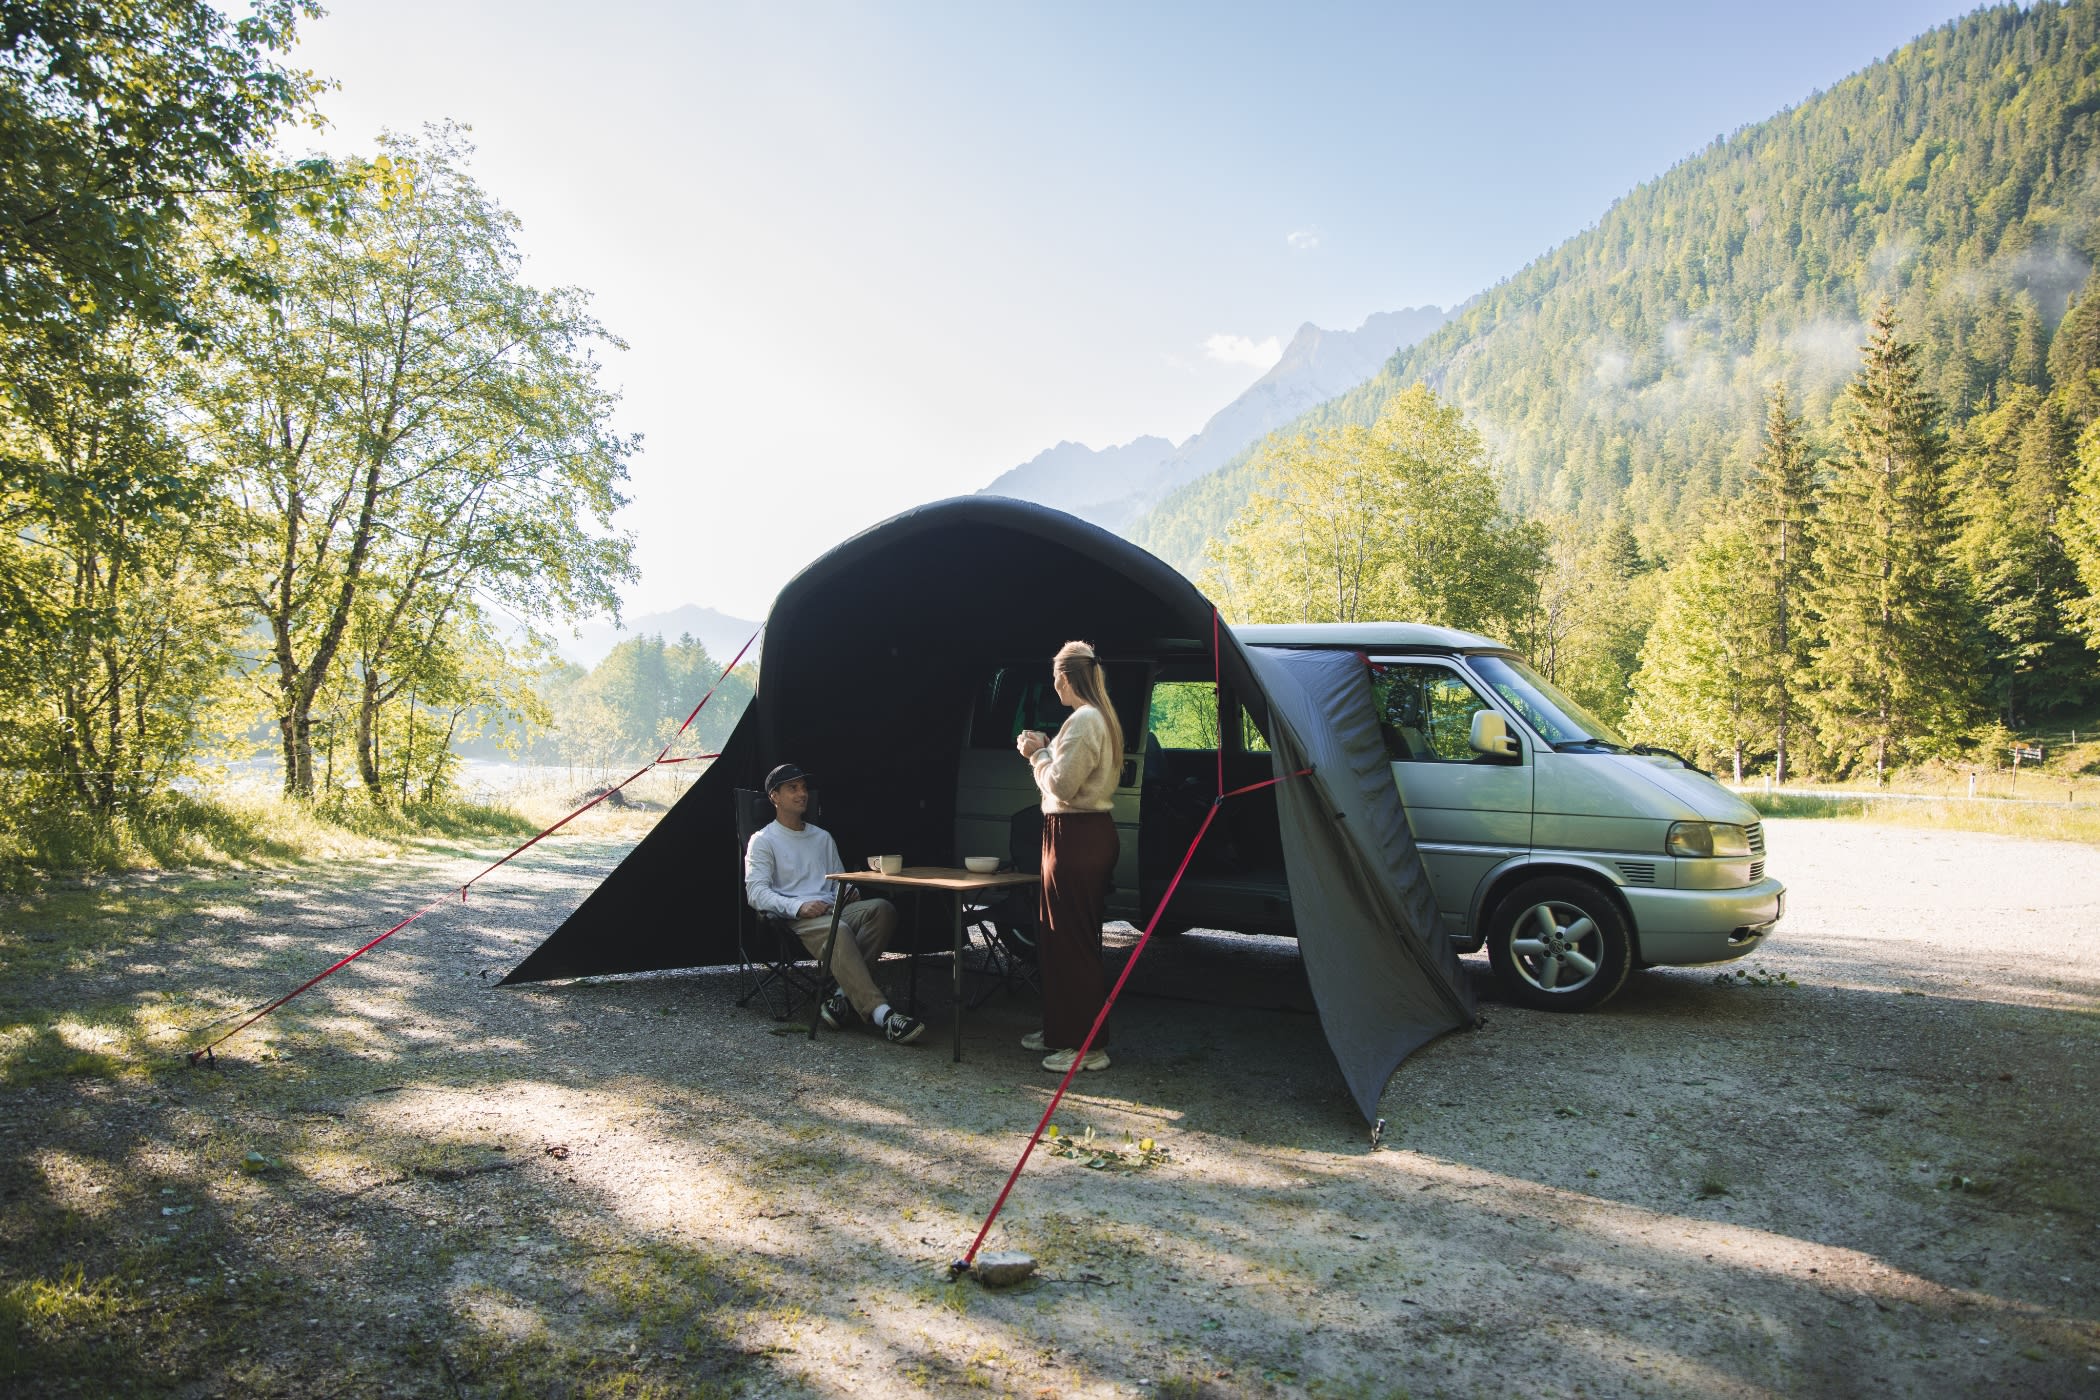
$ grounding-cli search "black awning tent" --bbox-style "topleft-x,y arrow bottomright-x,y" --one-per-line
502,496 -> 1474,1119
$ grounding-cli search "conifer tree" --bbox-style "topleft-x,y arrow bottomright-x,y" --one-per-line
1951,390 -> 2091,725
1806,305 -> 1978,783
1742,384 -> 1817,780
2047,270 -> 2100,433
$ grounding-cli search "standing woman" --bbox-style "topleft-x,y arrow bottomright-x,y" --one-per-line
1016,640 -> 1125,1073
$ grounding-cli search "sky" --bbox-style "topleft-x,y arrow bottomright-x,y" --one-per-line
286,0 -> 1978,624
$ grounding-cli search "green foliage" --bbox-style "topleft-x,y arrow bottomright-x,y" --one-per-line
1806,305 -> 1980,780
2064,415 -> 2100,645
1626,518 -> 1774,777
189,125 -> 637,800
1355,0 -> 2100,533
0,0 -> 327,356
527,634 -> 754,768
1950,386 -> 2091,724
1204,384 -> 1542,636
1742,385 -> 1820,779
1510,512 -> 1661,726
0,325 -> 233,815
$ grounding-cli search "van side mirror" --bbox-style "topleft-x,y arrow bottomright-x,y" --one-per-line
1469,710 -> 1520,760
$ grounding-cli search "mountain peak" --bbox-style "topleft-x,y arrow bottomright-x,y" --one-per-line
976,305 -> 1449,532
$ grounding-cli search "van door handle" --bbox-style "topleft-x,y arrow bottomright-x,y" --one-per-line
1121,757 -> 1138,788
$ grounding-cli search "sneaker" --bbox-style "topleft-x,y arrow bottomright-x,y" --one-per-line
1020,1030 -> 1047,1051
883,1011 -> 926,1045
819,990 -> 856,1031
1041,1047 -> 1110,1073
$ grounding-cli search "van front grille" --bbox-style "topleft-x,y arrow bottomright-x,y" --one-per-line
1615,861 -> 1657,886
1746,822 -> 1765,856
1748,859 -> 1765,882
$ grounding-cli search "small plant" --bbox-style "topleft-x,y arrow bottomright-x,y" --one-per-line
1698,1174 -> 1731,1198
1714,964 -> 1797,989
1042,1123 -> 1168,1171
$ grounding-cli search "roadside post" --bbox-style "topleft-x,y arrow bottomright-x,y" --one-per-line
2010,743 -> 2044,793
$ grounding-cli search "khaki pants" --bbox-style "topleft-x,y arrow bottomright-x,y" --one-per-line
792,898 -> 899,1019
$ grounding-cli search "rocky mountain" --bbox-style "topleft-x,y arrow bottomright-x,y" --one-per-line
979,306 -> 1448,530
1134,1 -> 2100,575
977,435 -> 1177,523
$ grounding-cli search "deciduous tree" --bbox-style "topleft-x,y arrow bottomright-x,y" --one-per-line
189,127 -> 637,799
1205,383 -> 1542,636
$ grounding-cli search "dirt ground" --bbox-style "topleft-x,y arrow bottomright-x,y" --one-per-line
2,818 -> 2097,1398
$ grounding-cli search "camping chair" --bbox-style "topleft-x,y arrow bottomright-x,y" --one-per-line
959,806 -> 1044,1003
733,787 -> 828,1019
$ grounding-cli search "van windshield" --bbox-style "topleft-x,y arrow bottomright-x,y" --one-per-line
1468,654 -> 1629,751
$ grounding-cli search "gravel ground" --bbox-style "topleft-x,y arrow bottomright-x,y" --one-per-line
2,818 -> 2097,1397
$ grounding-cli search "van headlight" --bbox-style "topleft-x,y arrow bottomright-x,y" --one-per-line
1666,821 -> 1751,858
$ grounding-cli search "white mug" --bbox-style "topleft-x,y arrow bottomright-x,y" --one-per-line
866,854 -> 903,875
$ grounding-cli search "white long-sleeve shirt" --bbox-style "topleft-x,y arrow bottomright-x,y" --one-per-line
1029,704 -> 1119,813
745,820 -> 846,918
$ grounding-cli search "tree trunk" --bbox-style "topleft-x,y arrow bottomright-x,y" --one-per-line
356,666 -> 385,798
399,684 -> 416,803
1775,705 -> 1789,785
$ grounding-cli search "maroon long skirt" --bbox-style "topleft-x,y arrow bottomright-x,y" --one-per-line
1039,811 -> 1119,1050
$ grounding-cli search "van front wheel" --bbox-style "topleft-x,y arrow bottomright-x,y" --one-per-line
1487,877 -> 1632,1013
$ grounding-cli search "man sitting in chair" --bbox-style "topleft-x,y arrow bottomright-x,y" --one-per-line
744,763 -> 925,1045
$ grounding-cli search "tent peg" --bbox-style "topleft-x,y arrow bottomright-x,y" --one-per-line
1369,1117 -> 1386,1149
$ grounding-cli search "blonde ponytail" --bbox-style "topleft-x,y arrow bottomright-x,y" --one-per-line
1054,640 -> 1124,758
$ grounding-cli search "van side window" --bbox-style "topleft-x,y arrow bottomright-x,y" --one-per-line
1369,662 -> 1497,763
1148,681 -> 1217,751
968,667 -> 1067,749
972,662 -> 1146,752
1146,681 -> 1271,755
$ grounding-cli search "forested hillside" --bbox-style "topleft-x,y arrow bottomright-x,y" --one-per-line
1137,0 -> 2100,570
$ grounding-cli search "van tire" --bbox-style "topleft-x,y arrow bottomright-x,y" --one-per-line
1486,876 -> 1632,1013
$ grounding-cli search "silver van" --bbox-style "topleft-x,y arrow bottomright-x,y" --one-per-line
952,621 -> 1783,1012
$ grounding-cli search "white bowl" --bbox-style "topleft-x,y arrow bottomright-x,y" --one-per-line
963,856 -> 1000,874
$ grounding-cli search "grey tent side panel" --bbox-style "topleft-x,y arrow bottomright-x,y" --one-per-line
499,709 -> 759,985
1244,645 -> 1475,1120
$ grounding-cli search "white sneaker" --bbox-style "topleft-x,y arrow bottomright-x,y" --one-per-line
1041,1047 -> 1109,1073
1020,1030 -> 1047,1051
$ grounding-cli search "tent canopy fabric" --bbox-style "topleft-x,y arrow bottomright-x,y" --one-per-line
1244,645 -> 1476,1118
502,496 -> 1473,1118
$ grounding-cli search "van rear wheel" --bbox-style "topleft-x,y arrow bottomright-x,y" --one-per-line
1487,876 -> 1632,1013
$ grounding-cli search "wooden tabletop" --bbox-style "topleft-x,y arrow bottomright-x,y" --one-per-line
826,866 -> 1039,892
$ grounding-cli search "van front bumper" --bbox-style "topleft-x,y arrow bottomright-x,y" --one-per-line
1622,878 -> 1785,966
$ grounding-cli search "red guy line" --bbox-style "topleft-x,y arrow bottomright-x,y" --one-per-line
961,609 -> 1314,1269
959,801 -> 1220,1269
184,628 -> 763,1065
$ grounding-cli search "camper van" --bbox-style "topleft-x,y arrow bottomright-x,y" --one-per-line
955,621 -> 1784,1013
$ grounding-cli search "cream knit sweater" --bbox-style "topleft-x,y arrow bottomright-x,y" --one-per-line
1029,705 -> 1119,813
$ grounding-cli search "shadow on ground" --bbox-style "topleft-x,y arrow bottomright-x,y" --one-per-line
2,828 -> 2097,1396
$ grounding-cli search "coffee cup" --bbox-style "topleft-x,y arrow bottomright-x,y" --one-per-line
866,854 -> 903,875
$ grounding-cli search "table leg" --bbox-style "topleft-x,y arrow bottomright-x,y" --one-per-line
907,890 -> 922,1015
951,893 -> 964,1063
811,899 -> 844,1042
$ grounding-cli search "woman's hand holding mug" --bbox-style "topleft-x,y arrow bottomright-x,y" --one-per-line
1016,729 -> 1048,759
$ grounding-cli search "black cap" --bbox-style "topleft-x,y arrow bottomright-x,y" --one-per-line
764,763 -> 812,794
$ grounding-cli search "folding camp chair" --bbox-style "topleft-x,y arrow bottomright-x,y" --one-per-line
959,806 -> 1044,1003
733,787 -> 828,1019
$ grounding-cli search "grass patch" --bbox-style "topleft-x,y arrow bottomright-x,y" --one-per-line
1743,790 -> 2100,844
0,1267 -> 129,1386
0,1004 -> 179,1089
0,790 -> 544,891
